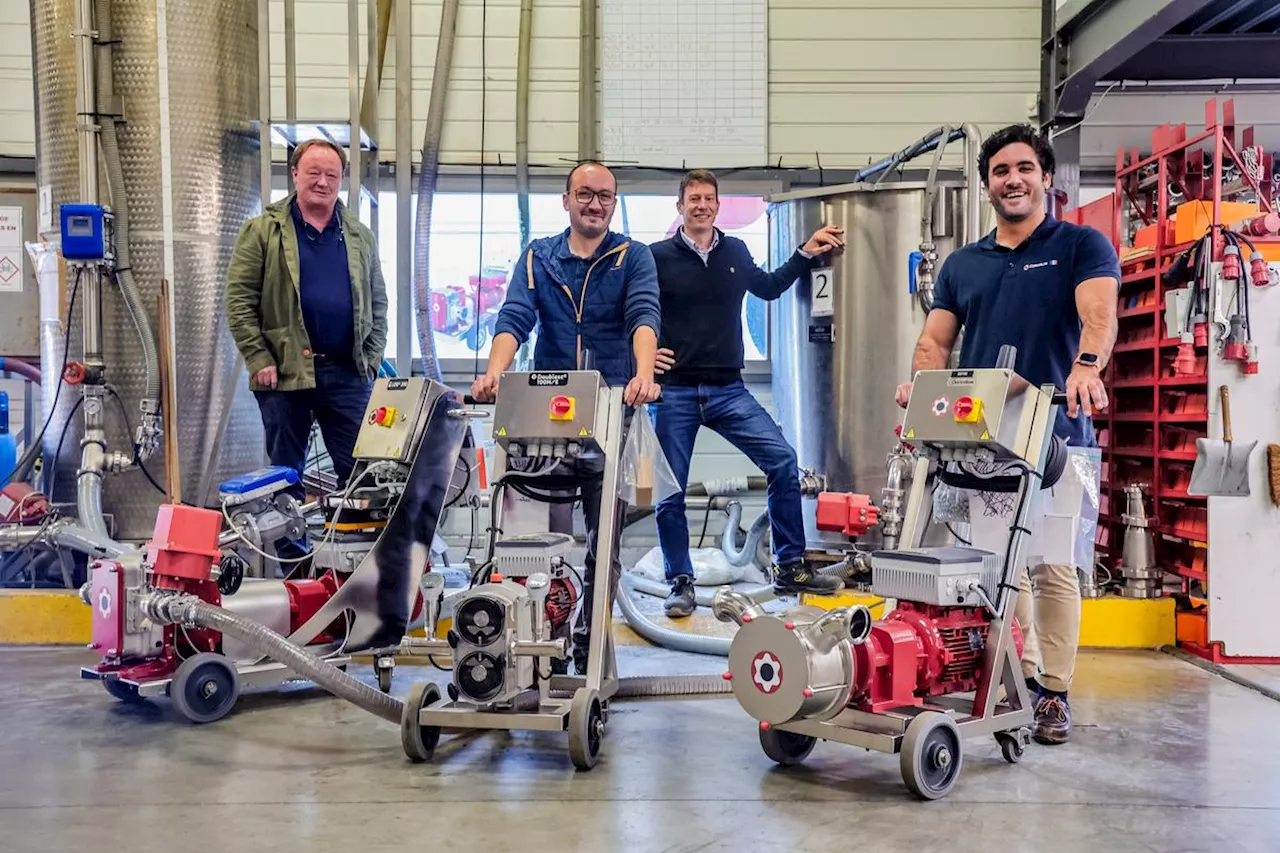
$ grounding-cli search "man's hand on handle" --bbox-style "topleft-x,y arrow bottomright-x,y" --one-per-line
654,347 -> 675,375
625,374 -> 661,407
1064,363 -> 1108,418
254,365 -> 278,389
469,373 -> 500,403
895,381 -> 912,409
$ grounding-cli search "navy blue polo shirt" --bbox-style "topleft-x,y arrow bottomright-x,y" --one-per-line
291,201 -> 355,361
931,215 -> 1120,447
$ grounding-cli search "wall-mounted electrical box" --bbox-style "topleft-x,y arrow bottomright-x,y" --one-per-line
60,204 -> 106,261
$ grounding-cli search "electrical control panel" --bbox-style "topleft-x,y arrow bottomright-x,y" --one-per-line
490,370 -> 605,453
901,367 -> 1052,462
60,204 -> 107,261
354,377 -> 444,462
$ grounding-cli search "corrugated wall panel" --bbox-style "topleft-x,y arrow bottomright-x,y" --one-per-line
767,0 -> 1040,167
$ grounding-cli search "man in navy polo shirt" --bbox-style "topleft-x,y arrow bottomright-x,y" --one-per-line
650,169 -> 847,617
894,124 -> 1119,745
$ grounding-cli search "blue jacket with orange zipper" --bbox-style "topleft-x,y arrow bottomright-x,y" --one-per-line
493,228 -> 661,387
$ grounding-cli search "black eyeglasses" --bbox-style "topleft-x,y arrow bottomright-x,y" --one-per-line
572,188 -> 617,206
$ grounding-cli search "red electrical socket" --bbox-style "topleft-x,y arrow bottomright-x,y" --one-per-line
1173,343 -> 1198,375
1249,252 -> 1272,287
1223,245 -> 1242,280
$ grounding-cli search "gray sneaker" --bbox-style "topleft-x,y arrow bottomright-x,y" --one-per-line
664,575 -> 696,617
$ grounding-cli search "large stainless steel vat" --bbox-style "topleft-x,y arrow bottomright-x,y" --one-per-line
768,180 -> 972,547
31,0 -> 265,538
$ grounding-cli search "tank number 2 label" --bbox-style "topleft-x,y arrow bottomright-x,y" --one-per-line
810,268 -> 834,318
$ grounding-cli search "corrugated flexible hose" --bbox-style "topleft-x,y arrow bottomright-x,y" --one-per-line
151,594 -> 404,724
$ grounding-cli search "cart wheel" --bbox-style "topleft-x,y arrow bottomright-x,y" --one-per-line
170,653 -> 240,724
377,665 -> 394,694
568,687 -> 604,770
401,682 -> 442,762
901,711 -> 964,800
759,726 -> 816,766
102,679 -> 144,704
996,730 -> 1025,764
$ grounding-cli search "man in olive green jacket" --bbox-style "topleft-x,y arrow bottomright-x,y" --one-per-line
225,139 -> 388,490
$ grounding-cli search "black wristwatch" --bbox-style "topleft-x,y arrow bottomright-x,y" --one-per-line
1075,352 -> 1100,369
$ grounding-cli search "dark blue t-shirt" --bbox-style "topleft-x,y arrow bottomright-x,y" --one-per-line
931,215 -> 1120,447
291,201 -> 355,361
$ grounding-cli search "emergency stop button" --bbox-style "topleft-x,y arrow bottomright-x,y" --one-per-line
549,395 -> 575,421
953,396 -> 983,423
370,405 -> 398,427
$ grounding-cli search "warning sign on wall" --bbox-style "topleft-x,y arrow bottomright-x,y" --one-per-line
0,206 -> 23,294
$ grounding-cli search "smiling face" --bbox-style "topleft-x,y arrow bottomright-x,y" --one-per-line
678,181 -> 720,234
984,141 -> 1051,224
563,163 -> 617,240
292,144 -> 345,213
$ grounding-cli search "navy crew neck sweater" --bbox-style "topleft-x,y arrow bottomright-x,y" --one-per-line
651,228 -> 815,386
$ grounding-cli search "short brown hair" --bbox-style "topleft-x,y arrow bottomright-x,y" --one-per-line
290,139 -> 348,173
679,169 -> 718,203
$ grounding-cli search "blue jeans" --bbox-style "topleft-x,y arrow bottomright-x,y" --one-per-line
651,381 -> 805,581
253,356 -> 372,493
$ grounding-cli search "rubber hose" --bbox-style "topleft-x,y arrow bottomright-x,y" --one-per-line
817,559 -> 856,579
613,674 -> 731,697
721,501 -> 770,567
175,598 -> 402,724
616,572 -> 729,656
0,357 -> 41,384
411,0 -> 460,383
625,572 -> 776,608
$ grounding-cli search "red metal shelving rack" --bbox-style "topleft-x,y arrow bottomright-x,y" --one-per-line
1067,97 -> 1280,663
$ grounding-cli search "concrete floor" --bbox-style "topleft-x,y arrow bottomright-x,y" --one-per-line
1,644 -> 1278,853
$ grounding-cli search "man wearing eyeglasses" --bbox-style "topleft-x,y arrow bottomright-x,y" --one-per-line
471,160 -> 660,673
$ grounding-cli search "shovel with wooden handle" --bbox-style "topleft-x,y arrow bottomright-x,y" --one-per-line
1188,385 -> 1255,497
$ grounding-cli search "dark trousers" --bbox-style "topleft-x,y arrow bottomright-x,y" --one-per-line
548,415 -> 632,668
253,357 -> 372,493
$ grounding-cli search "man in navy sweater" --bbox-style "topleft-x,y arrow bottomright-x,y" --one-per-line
651,169 -> 846,616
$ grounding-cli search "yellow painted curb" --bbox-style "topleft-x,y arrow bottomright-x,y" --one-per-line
0,590 -> 91,645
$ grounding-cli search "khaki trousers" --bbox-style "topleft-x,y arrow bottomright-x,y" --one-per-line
1014,562 -> 1082,694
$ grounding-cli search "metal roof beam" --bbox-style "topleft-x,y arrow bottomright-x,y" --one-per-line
1055,0 -> 1217,115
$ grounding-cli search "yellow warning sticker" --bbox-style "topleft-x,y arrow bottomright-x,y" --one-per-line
579,427 -> 590,436
980,430 -> 990,440
905,429 -> 915,439
496,427 -> 507,436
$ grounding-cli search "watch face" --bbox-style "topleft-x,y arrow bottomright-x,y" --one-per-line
1077,353 -> 1099,365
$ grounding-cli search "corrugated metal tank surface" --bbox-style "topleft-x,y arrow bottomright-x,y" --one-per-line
768,182 -> 967,547
31,0 -> 265,538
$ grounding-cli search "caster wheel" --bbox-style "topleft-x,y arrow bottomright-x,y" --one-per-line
568,687 -> 604,770
377,664 -> 394,694
401,682 -> 442,762
170,653 -> 240,724
759,726 -> 816,766
901,711 -> 964,800
996,729 -> 1027,764
102,679 -> 144,704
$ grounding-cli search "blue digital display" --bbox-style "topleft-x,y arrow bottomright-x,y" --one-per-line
60,204 -> 106,261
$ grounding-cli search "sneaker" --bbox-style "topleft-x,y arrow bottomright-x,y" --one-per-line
1033,693 -> 1072,744
774,560 -> 843,595
664,575 -> 697,618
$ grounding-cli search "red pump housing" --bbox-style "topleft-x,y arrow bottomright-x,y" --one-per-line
850,602 -> 1024,713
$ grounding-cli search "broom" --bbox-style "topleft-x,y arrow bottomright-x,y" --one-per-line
1269,444 -> 1280,508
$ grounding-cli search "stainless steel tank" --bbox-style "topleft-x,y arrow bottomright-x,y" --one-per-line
31,0 -> 266,538
768,180 -> 971,547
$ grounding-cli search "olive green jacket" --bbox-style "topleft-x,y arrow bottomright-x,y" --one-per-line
224,193 -> 388,391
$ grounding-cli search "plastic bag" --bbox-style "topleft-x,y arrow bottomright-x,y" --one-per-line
632,545 -> 746,586
617,404 -> 681,507
965,446 -> 1101,570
